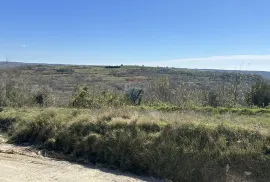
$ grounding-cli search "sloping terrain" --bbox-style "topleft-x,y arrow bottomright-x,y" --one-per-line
0,135 -> 160,182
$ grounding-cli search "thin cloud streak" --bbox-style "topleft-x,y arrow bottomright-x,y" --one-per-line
144,55 -> 270,71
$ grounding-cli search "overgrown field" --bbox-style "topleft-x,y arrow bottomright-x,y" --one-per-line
1,65 -> 269,108
1,107 -> 269,181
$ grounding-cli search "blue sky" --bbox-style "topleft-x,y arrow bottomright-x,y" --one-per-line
1,0 -> 270,71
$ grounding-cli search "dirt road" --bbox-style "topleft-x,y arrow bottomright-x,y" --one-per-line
0,135 -> 160,182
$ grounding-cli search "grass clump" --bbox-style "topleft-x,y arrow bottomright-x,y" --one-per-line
142,103 -> 270,116
0,108 -> 269,181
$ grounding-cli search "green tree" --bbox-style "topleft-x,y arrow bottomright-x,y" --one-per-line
247,81 -> 270,107
70,86 -> 93,108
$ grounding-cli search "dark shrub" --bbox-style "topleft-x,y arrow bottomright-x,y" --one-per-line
248,81 -> 270,107
125,88 -> 144,105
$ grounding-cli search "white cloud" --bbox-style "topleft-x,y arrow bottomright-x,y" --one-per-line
155,55 -> 270,64
144,55 -> 270,71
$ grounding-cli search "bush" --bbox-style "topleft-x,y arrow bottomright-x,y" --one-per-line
69,86 -> 128,108
248,81 -> 270,108
125,88 -> 144,105
70,86 -> 93,108
31,85 -> 55,107
0,71 -> 55,107
56,68 -> 74,74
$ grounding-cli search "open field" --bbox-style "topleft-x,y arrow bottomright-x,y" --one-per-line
1,107 -> 269,181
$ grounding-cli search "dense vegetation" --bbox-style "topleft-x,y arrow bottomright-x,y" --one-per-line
1,108 -> 270,181
0,65 -> 269,108
0,65 -> 270,181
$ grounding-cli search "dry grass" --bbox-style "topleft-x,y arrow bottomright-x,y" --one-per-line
0,107 -> 269,181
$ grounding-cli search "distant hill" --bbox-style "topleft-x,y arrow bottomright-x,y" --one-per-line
199,69 -> 270,79
243,71 -> 270,79
0,61 -> 32,68
0,61 -> 64,68
1,61 -> 270,79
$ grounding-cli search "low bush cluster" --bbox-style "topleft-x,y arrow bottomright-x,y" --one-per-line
69,86 -> 128,108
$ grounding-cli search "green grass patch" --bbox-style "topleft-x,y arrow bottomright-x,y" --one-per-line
142,103 -> 270,116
